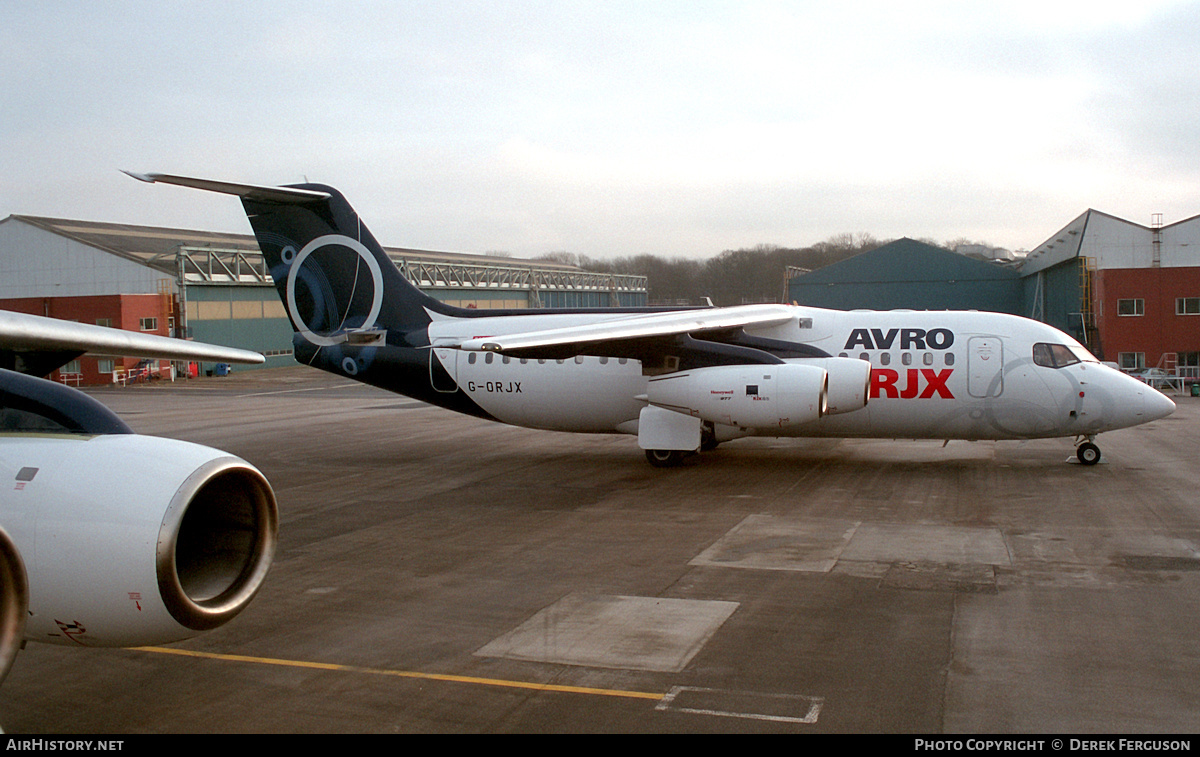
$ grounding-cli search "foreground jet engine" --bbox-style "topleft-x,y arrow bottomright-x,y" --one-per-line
0,369 -> 277,685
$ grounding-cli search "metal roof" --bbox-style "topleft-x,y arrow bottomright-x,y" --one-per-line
2,215 -> 647,295
6,214 -> 581,272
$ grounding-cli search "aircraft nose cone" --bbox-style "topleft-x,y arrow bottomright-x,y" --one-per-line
1145,387 -> 1176,421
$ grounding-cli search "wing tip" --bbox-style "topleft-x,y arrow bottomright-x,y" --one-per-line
121,169 -> 159,183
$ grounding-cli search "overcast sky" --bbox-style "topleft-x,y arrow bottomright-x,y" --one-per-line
4,1 -> 1199,258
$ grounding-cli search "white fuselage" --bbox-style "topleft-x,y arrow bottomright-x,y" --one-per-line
427,305 -> 1174,441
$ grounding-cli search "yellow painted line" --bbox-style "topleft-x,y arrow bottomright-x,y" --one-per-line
132,646 -> 664,701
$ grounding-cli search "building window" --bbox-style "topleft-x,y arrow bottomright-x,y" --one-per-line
1118,352 -> 1145,370
1117,299 -> 1144,316
1176,297 -> 1200,315
139,317 -> 158,331
1176,352 -> 1199,379
97,358 -> 115,374
96,318 -> 112,328
62,360 -> 81,374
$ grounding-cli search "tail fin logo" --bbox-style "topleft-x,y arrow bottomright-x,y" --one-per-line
285,234 -> 384,347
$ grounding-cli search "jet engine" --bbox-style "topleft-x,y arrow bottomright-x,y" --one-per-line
646,363 -> 828,429
0,525 -> 27,686
0,434 -> 277,681
799,357 -> 872,415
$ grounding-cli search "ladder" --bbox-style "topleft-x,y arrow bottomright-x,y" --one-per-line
1078,257 -> 1099,348
1153,352 -> 1183,394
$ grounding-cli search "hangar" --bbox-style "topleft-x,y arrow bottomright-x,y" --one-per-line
0,215 -> 647,385
788,214 -> 1200,380
786,238 -> 1022,314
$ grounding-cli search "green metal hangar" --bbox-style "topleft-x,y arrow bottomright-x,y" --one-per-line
786,238 -> 1023,314
0,215 -> 648,386
788,212 -> 1200,376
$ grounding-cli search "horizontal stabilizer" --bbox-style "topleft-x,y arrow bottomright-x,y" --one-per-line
122,171 -> 330,204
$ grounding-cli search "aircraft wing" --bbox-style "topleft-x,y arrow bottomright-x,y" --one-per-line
0,309 -> 264,376
448,303 -> 798,354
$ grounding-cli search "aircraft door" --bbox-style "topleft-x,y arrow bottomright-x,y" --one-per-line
968,336 -> 1003,398
430,346 -> 459,393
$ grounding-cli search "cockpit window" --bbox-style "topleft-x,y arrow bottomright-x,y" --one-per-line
1033,343 -> 1083,368
0,406 -> 72,433
1067,343 -> 1099,363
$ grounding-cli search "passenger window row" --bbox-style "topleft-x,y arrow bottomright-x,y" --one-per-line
839,352 -> 954,366
466,353 -> 630,366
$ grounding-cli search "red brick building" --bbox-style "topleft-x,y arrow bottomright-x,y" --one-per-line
0,293 -> 177,385
1093,265 -> 1200,374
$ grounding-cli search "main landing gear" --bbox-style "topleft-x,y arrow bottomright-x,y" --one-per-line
646,423 -> 721,467
645,449 -> 688,468
1075,436 -> 1101,466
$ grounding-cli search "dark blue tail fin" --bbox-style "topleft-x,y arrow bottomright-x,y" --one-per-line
240,184 -> 455,344
125,172 -> 463,345
127,172 -> 494,413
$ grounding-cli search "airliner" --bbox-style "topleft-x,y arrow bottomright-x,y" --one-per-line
128,172 -> 1176,467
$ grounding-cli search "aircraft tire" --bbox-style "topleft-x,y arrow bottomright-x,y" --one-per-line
645,449 -> 686,468
1077,442 -> 1101,466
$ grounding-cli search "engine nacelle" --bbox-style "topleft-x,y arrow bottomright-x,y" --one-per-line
646,363 -> 828,429
0,526 -> 28,686
793,357 -> 872,415
0,434 -> 277,656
